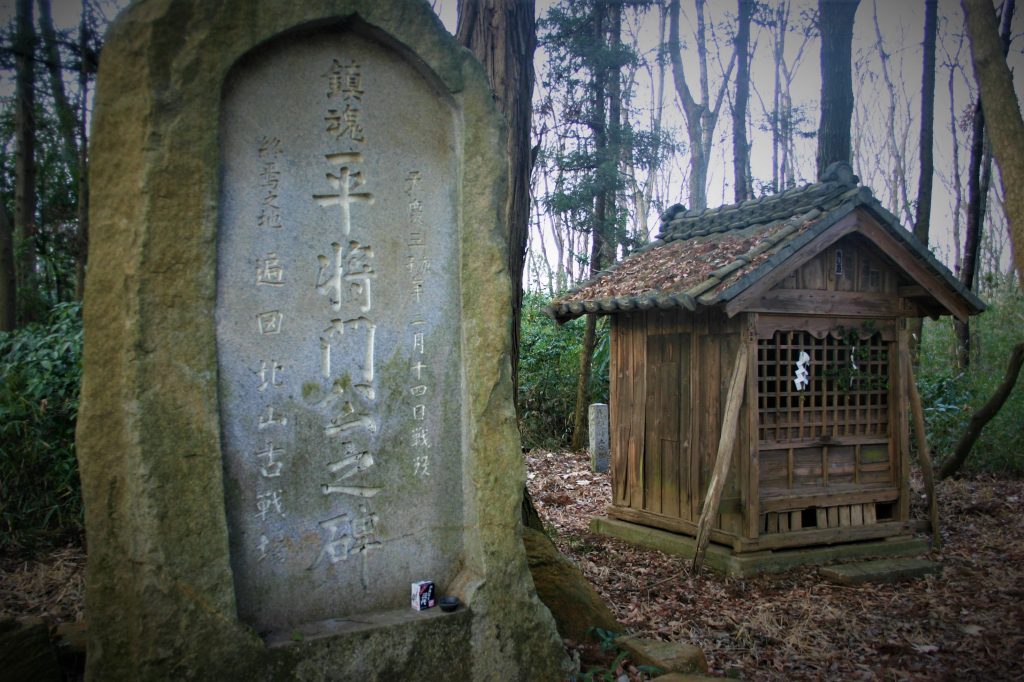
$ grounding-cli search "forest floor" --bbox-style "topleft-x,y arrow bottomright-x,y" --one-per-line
529,449 -> 1024,681
1,451 -> 1021,681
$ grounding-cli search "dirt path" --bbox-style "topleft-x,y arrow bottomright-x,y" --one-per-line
528,449 -> 1024,681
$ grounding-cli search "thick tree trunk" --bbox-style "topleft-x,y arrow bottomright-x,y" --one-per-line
962,0 -> 1024,284
909,0 -> 938,361
939,342 -> 1024,479
14,0 -> 37,322
731,0 -> 752,203
815,0 -> 860,178
456,0 -> 536,406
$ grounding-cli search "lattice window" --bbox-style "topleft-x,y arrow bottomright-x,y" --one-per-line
757,330 -> 889,444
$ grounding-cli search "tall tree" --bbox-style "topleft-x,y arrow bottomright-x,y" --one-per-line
0,207 -> 15,331
909,0 -> 938,360
956,0 -> 1015,367
14,0 -> 37,323
570,1 -> 620,451
457,0 -> 537,402
962,0 -> 1024,283
668,0 -> 737,210
731,0 -> 752,202
913,0 -> 938,246
815,0 -> 859,177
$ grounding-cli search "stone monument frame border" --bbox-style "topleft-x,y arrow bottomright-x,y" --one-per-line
77,1 -> 565,678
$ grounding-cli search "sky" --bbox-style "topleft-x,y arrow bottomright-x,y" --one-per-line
4,0 -> 1022,285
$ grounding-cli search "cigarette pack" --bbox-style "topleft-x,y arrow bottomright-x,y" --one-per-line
411,580 -> 436,611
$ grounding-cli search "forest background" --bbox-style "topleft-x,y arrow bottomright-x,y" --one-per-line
0,0 -> 1022,554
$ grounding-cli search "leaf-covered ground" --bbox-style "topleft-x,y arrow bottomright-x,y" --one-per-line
528,449 -> 1024,681
1,451 -> 1021,681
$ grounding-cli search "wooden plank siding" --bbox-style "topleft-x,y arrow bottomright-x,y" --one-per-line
605,234 -> 916,550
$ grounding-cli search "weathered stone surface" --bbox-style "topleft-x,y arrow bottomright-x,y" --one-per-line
217,24 -> 464,633
614,635 -> 708,675
819,558 -> 941,585
588,403 -> 609,473
523,527 -> 621,641
77,0 -> 566,678
0,618 -> 62,682
650,674 -> 723,682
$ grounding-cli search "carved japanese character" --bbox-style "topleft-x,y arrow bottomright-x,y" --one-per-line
312,152 -> 373,236
323,59 -> 364,101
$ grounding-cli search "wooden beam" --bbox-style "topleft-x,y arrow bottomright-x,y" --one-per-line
856,216 -> 973,322
692,343 -> 749,572
903,350 -> 941,549
745,290 -> 905,317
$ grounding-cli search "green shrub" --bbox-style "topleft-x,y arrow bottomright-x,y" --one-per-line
0,302 -> 84,552
518,293 -> 608,449
918,286 -> 1024,476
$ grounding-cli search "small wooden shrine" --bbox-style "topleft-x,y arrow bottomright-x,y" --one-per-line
548,163 -> 984,564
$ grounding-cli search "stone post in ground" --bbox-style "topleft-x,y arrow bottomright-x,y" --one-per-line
75,1 -> 566,679
588,403 -> 609,473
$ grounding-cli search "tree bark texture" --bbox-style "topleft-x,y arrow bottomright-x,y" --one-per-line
815,0 -> 859,178
938,342 -> 1024,479
14,0 -> 37,321
909,0 -> 938,361
913,0 -> 938,246
732,0 -> 752,203
956,0 -> 1013,368
962,0 -> 1024,283
456,0 -> 536,403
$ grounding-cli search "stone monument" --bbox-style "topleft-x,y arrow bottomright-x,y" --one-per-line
76,1 -> 565,679
588,403 -> 610,473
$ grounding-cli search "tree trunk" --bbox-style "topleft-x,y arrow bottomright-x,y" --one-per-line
956,100 -> 987,368
0,207 -> 15,331
909,0 -> 938,361
76,7 -> 91,300
14,0 -> 37,323
815,0 -> 860,178
962,0 -> 1024,284
667,0 -> 736,210
456,0 -> 536,407
956,0 -> 1014,368
731,0 -> 752,203
571,5 -> 610,453
938,342 -> 1024,479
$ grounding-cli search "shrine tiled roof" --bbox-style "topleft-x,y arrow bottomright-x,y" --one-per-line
546,163 -> 985,322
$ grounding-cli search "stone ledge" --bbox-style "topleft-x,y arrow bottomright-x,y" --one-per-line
819,558 -> 941,585
590,516 -> 929,576
614,635 -> 708,674
263,606 -> 469,648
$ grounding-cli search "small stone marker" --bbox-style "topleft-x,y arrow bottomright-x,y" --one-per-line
76,1 -> 564,679
588,403 -> 609,472
613,635 -> 708,675
819,558 -> 940,585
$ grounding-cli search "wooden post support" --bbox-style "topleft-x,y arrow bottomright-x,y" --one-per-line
902,348 -> 941,549
692,343 -> 749,573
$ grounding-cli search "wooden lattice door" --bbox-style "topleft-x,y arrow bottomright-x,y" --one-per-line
755,320 -> 898,533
